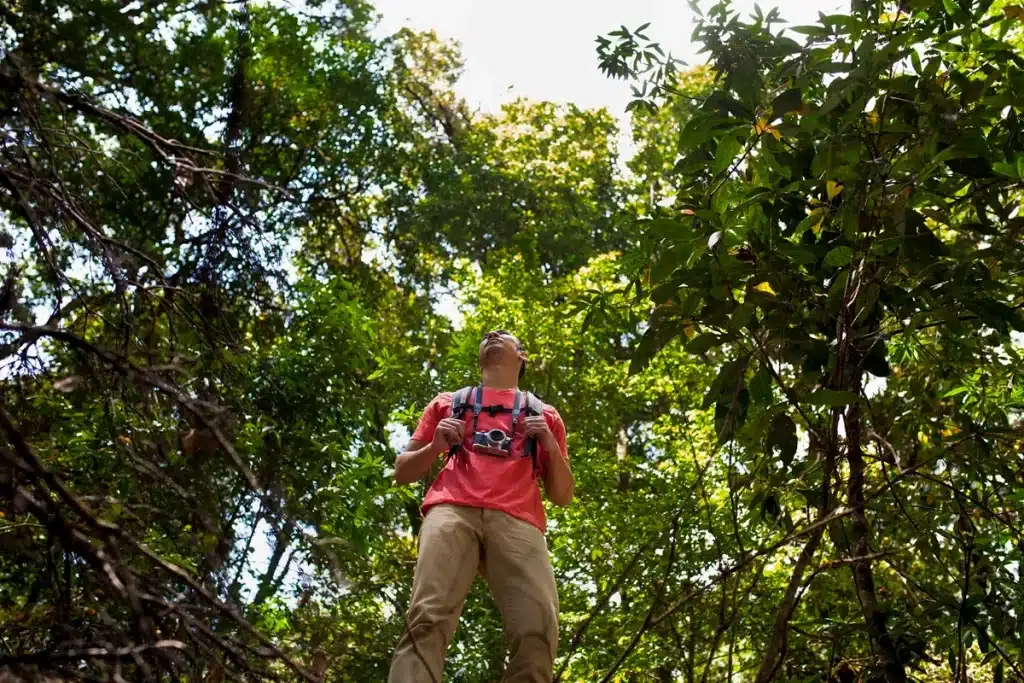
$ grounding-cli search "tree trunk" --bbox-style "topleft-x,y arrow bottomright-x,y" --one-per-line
846,375 -> 906,683
753,434 -> 832,683
250,518 -> 295,610
616,424 -> 630,492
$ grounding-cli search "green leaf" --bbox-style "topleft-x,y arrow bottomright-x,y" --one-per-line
715,388 -> 750,443
714,136 -> 742,175
968,298 -> 1024,333
992,161 -> 1019,179
994,660 -> 1004,683
766,413 -> 798,464
645,217 -> 694,239
823,246 -> 853,267
794,210 -> 826,238
977,627 -> 989,654
777,242 -> 817,265
651,239 -> 703,283
862,353 -> 891,378
771,88 -> 802,119
853,283 -> 880,325
686,333 -> 723,355
807,389 -> 859,406
749,368 -> 773,405
729,302 -> 755,331
826,271 -> 850,316
630,324 -> 678,376
760,493 -> 780,519
945,157 -> 994,179
941,0 -> 971,20
790,25 -> 831,37
704,358 -> 749,410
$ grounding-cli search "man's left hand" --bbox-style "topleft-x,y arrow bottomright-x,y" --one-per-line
523,416 -> 558,453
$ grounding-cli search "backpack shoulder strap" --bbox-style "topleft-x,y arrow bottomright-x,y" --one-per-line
446,386 -> 476,460
523,391 -> 545,416
450,386 -> 475,419
521,392 -> 546,476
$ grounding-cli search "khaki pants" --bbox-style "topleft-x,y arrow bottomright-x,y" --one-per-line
389,504 -> 559,682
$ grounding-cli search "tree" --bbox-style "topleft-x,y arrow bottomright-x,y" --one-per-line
0,1 -> 420,679
597,0 -> 1024,680
3,0 -> 1021,680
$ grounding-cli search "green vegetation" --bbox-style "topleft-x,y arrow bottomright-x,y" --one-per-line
0,0 -> 1021,681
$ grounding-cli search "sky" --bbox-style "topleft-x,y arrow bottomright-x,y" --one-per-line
372,0 -> 845,124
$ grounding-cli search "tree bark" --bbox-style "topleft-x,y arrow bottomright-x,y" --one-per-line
846,374 -> 906,683
250,518 -> 295,610
616,424 -> 630,491
753,434 -> 832,683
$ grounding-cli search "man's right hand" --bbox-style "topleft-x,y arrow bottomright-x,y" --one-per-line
431,417 -> 465,452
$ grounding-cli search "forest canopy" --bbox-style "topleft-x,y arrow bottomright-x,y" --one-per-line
0,0 -> 1021,681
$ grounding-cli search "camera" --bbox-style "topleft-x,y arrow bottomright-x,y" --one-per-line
473,428 -> 513,457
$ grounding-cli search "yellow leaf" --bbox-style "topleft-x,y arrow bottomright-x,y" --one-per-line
684,324 -> 696,339
865,111 -> 879,127
753,118 -> 781,140
827,181 -> 843,199
753,281 -> 777,296
811,218 -> 825,235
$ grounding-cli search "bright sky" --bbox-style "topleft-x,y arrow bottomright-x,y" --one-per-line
372,0 -> 845,123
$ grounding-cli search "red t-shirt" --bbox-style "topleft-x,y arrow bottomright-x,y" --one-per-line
411,388 -> 568,532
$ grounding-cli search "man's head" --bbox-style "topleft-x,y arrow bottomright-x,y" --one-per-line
479,329 -> 527,381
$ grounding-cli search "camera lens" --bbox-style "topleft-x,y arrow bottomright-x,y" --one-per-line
486,429 -> 506,443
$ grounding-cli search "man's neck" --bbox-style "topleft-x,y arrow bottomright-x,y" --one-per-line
481,367 -> 518,390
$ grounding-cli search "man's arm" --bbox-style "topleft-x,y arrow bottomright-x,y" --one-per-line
543,443 -> 574,506
394,417 -> 465,484
394,439 -> 442,484
524,415 -> 574,506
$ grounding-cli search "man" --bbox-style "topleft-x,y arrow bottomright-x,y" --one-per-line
389,330 -> 574,682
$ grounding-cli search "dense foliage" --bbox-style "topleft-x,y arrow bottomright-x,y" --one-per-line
0,0 -> 1020,682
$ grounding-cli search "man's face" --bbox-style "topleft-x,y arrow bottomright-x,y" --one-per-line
479,330 -> 525,372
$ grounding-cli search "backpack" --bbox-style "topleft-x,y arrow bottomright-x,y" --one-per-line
447,385 -> 546,476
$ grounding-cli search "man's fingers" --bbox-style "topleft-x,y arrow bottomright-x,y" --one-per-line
435,423 -> 459,448
445,422 -> 464,443
523,417 -> 547,433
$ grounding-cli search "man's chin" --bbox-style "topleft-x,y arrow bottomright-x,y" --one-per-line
480,347 -> 505,364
